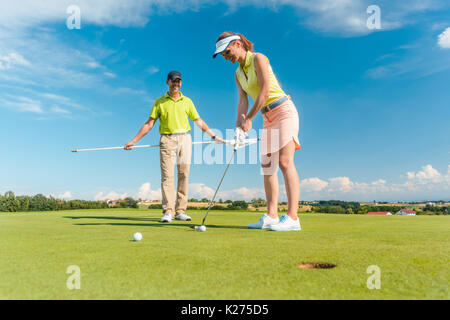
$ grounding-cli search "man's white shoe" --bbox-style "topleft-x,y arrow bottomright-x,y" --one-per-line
174,212 -> 192,221
269,214 -> 301,231
160,213 -> 173,223
248,214 -> 280,229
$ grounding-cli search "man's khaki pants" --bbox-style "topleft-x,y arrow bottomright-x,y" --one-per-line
160,133 -> 192,216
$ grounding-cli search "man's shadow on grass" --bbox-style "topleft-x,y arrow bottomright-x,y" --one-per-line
63,216 -> 248,230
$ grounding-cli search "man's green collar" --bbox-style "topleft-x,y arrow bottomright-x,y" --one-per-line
165,92 -> 184,100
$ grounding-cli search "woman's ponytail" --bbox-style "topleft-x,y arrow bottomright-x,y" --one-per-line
217,31 -> 254,52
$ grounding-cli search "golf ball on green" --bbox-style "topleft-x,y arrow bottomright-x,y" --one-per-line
199,225 -> 206,232
133,232 -> 143,241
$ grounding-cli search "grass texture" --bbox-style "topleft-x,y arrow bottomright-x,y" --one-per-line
0,209 -> 448,299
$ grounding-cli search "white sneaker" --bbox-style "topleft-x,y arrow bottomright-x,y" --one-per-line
174,212 -> 191,221
160,213 -> 173,223
248,214 -> 280,229
269,214 -> 301,231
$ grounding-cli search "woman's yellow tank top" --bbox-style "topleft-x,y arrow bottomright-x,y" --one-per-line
235,51 -> 286,106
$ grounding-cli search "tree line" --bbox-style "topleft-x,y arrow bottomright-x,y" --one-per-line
0,191 -> 137,212
2,191 -> 447,215
310,200 -> 448,215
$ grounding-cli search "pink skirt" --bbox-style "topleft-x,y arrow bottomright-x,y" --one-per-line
260,99 -> 300,156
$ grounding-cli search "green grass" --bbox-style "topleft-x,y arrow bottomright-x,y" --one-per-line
0,209 -> 448,299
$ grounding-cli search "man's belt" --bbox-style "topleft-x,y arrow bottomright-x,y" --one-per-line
161,131 -> 190,136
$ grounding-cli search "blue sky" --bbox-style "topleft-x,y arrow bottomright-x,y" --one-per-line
0,0 -> 449,202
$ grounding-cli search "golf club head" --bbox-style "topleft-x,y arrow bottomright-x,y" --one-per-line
190,224 -> 207,229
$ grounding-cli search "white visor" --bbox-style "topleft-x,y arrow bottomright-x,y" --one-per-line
213,35 -> 241,58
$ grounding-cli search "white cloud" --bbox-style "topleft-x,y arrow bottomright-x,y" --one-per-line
1,0 -> 447,37
188,183 -> 265,201
0,34 -> 104,90
50,105 -> 71,114
86,61 -> 101,69
351,179 -> 394,195
137,182 -> 161,201
0,91 -> 91,117
0,0 -> 153,30
299,164 -> 449,201
104,72 -> 116,78
218,186 -> 266,201
114,87 -> 150,97
407,164 -> 443,184
39,93 -> 87,111
438,27 -> 450,48
288,0 -> 369,36
58,191 -> 72,199
40,93 -> 70,102
365,34 -> 450,79
91,164 -> 450,203
94,191 -> 128,201
365,57 -> 425,79
401,164 -> 449,193
189,183 -> 215,199
0,52 -> 30,70
407,171 -> 416,180
328,176 -> 354,193
0,30 -> 141,120
0,96 -> 43,113
224,0 -> 449,36
300,177 -> 328,192
147,66 -> 159,74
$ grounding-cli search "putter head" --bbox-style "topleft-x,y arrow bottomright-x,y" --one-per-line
71,149 -> 78,152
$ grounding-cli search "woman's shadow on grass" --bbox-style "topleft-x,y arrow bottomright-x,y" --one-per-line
63,216 -> 248,230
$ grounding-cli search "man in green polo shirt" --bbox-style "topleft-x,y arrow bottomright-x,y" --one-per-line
124,71 -> 222,222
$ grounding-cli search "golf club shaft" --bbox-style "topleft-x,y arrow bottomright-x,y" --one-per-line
202,147 -> 237,225
71,145 -> 159,152
71,138 -> 259,152
71,141 -> 215,152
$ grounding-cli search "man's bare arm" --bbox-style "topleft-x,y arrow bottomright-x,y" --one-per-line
194,118 -> 223,143
124,117 -> 156,149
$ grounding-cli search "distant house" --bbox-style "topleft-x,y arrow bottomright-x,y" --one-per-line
396,208 -> 416,216
367,211 -> 391,215
138,200 -> 153,205
104,199 -> 121,205
138,200 -> 162,205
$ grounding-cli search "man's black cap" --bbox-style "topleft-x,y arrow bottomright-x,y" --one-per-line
167,70 -> 182,81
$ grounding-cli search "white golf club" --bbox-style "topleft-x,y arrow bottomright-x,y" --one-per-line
71,138 -> 258,152
72,141 -> 211,152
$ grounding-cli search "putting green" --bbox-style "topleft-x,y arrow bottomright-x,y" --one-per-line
0,209 -> 448,299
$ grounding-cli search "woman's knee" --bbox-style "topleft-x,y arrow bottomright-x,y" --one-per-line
279,157 -> 292,172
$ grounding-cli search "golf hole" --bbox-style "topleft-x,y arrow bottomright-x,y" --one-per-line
297,262 -> 336,269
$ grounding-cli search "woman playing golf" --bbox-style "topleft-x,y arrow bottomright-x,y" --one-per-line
213,32 -> 301,231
